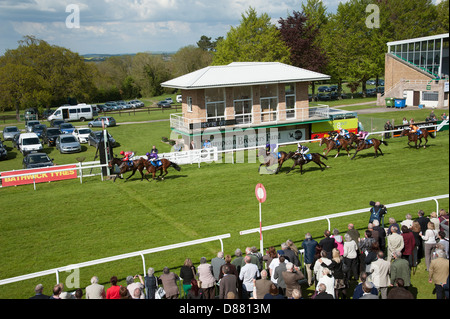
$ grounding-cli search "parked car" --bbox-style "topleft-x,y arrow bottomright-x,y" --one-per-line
376,86 -> 385,94
329,85 -> 338,92
366,80 -> 376,86
18,133 -> 43,156
176,95 -> 182,103
59,123 -> 75,134
72,128 -> 92,144
365,88 -> 377,97
157,100 -> 172,108
12,133 -> 21,150
2,126 -> 21,141
22,152 -> 54,169
377,79 -> 385,86
25,120 -> 40,133
132,100 -> 144,108
0,140 -> 7,160
317,93 -> 332,101
42,127 -> 62,146
51,119 -> 66,128
88,116 -> 116,128
165,97 -> 173,104
88,131 -> 116,148
55,134 -> 81,154
318,86 -> 331,92
42,109 -> 54,119
31,124 -> 47,138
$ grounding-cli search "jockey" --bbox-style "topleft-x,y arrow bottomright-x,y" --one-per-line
120,151 -> 134,165
295,142 -> 309,161
358,131 -> 369,140
265,142 -> 271,156
336,128 -> 350,140
147,148 -> 160,167
409,123 -> 422,136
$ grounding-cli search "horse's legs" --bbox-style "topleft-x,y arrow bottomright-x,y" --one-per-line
377,146 -> 384,156
351,148 -> 360,160
286,162 -> 297,174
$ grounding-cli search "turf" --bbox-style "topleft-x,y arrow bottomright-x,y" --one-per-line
0,107 -> 448,299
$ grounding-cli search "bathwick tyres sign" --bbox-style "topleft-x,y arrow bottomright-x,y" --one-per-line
1,165 -> 78,187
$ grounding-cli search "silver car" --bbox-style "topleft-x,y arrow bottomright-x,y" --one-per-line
2,126 -> 21,141
55,134 -> 81,154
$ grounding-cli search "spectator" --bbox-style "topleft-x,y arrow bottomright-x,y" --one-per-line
250,246 -> 264,270
253,269 -> 272,299
387,217 -> 401,235
126,274 -> 145,299
219,254 -> 238,280
387,226 -> 404,262
319,229 -> 336,259
313,250 -> 331,284
441,113 -> 448,120
347,223 -> 361,243
428,249 -> 449,299
262,246 -> 277,270
372,219 -> 386,251
281,242 -> 298,266
369,201 -> 387,225
437,231 -> 449,258
119,286 -> 130,299
187,279 -> 201,299
290,289 -> 302,300
352,272 -> 378,299
74,288 -> 83,300
390,251 -> 411,289
242,246 -> 260,270
369,251 -> 390,299
197,257 -> 216,299
401,225 -> 416,267
286,239 -> 299,258
359,230 -> 375,272
268,250 -> 287,285
219,265 -> 237,299
29,284 -> 50,299
443,276 -> 449,299
179,258 -> 196,296
159,267 -> 180,299
211,251 -> 226,281
430,211 -> 440,233
331,228 -> 344,255
439,212 -> 449,238
364,242 -> 380,274
401,213 -> 414,229
387,278 -> 414,299
402,117 -> 409,125
231,248 -> 244,275
263,283 -> 284,299
85,276 -> 105,299
359,281 -> 379,299
131,287 -> 141,300
368,223 -> 379,247
282,262 -> 305,299
316,267 -> 335,299
59,291 -> 74,299
144,267 -> 158,299
106,276 -> 121,299
411,221 -> 424,262
302,232 -> 318,286
324,248 -> 347,299
421,222 -> 438,271
416,210 -> 430,235
273,255 -> 287,296
384,121 -> 393,138
314,283 -> 333,299
239,255 -> 260,299
343,233 -> 359,282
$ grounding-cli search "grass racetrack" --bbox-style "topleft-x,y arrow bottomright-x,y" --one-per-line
0,107 -> 449,299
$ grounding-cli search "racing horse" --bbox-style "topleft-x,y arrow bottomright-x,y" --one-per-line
285,152 -> 330,175
144,158 -> 181,181
258,148 -> 279,174
351,138 -> 388,160
400,128 -> 435,149
328,131 -> 359,148
108,157 -> 148,182
319,137 -> 352,158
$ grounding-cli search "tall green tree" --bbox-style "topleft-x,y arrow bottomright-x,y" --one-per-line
212,7 -> 290,65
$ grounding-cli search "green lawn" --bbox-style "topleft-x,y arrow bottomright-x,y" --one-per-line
0,105 -> 448,299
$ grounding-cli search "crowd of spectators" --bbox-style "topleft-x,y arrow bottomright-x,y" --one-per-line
29,207 -> 449,300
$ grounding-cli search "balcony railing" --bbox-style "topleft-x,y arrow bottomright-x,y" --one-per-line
170,106 -> 330,133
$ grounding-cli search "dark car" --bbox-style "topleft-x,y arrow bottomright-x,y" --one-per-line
51,119 -> 66,128
318,86 -> 331,92
157,100 -> 172,108
59,123 -> 75,134
365,88 -> 377,97
12,133 -> 20,150
317,93 -> 332,101
22,152 -> 54,169
88,131 -> 116,148
0,140 -> 7,160
42,127 -> 62,146
31,124 -> 47,138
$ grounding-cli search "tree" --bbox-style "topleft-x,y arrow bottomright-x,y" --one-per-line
170,45 -> 212,77
435,0 -> 449,34
212,7 -> 290,65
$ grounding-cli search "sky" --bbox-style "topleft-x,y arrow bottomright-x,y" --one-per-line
0,0 -> 349,55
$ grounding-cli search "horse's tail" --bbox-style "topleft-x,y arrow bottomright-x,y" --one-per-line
429,131 -> 436,138
381,140 -> 388,146
170,161 -> 181,171
318,153 -> 328,160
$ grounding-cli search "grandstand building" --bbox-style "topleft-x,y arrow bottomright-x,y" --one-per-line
379,33 -> 449,108
162,62 -> 357,150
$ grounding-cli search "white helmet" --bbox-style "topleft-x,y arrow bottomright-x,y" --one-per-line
297,142 -> 301,147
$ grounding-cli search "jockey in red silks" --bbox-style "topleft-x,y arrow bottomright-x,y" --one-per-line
120,151 -> 134,164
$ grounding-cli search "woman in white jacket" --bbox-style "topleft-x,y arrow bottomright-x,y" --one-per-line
343,233 -> 358,281
421,222 -> 437,271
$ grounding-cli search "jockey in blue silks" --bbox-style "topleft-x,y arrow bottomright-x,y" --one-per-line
295,142 -> 309,161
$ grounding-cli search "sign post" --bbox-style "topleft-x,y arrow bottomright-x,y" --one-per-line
255,183 -> 266,258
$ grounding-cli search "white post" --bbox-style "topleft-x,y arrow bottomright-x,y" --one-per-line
259,201 -> 263,257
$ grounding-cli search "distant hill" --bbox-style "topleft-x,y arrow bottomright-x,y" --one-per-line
82,52 -> 175,62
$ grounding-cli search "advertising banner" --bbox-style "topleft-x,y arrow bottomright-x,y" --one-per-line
311,118 -> 358,140
1,165 -> 78,187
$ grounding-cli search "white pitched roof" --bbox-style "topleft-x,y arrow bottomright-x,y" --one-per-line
161,62 -> 330,89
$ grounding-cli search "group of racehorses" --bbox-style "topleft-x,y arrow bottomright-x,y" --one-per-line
259,128 -> 434,175
108,155 -> 181,182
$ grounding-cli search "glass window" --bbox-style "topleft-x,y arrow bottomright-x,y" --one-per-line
285,83 -> 295,95
422,91 -> 439,101
206,102 -> 225,121
286,95 -> 296,119
233,86 -> 251,100
234,100 -> 252,124
260,84 -> 277,98
187,97 -> 192,112
205,88 -> 224,103
69,109 -> 77,114
428,40 -> 434,51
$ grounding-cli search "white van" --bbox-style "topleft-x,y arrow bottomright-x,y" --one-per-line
47,104 -> 94,122
19,133 -> 43,156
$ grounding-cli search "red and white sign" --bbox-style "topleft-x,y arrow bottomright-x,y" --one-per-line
255,183 -> 266,203
1,165 -> 78,187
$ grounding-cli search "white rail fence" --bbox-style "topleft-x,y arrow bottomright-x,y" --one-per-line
0,233 -> 231,287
